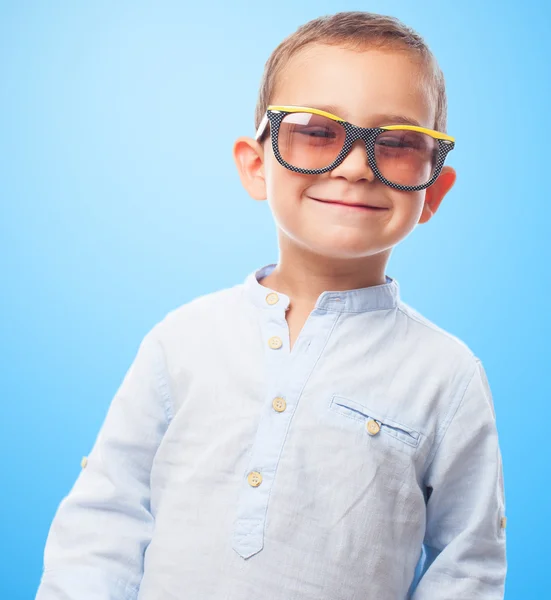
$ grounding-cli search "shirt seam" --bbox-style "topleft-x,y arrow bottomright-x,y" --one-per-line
397,304 -> 475,352
315,305 -> 397,314
423,358 -> 479,474
150,327 -> 174,425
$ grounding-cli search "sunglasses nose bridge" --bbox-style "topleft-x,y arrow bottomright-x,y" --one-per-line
346,126 -> 377,150
333,128 -> 377,181
342,127 -> 376,163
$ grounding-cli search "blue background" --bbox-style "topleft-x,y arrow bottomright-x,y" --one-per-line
1,1 -> 549,598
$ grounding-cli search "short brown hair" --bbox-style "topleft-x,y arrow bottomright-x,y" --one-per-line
254,11 -> 448,133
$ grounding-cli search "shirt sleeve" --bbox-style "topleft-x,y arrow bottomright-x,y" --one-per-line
35,327 -> 173,600
411,358 -> 507,600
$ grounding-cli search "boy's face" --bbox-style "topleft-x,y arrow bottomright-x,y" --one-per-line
234,44 -> 456,262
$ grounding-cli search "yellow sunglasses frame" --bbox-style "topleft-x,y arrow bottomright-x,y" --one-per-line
256,105 -> 455,143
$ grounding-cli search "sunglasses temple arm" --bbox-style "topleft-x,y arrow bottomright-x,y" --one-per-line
255,114 -> 269,142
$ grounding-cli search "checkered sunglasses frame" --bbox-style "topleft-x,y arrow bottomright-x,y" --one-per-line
255,105 -> 456,192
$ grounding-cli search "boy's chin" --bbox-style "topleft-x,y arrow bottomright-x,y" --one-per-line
293,237 -> 391,261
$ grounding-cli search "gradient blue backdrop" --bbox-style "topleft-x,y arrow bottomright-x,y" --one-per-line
1,1 -> 549,598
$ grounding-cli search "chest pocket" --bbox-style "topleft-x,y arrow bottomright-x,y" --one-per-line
329,394 -> 421,454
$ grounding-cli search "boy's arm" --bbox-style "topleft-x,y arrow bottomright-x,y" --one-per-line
411,358 -> 507,600
36,327 -> 172,600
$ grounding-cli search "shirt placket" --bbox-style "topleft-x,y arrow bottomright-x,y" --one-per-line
232,290 -> 342,559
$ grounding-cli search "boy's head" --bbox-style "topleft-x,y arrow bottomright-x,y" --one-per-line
234,12 -> 456,265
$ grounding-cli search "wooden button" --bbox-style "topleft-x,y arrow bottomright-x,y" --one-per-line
272,397 -> 287,412
266,292 -> 279,305
247,471 -> 263,487
366,419 -> 381,436
268,336 -> 282,349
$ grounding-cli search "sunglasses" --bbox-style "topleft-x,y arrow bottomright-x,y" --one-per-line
255,105 -> 455,191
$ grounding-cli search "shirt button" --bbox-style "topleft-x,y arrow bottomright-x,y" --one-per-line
268,336 -> 283,349
81,456 -> 88,469
272,397 -> 287,412
247,471 -> 263,487
266,292 -> 279,305
366,419 -> 381,436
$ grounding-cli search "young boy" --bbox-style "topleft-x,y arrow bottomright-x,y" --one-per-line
36,11 -> 506,600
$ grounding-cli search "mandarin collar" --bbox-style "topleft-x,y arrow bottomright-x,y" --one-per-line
244,263 -> 399,313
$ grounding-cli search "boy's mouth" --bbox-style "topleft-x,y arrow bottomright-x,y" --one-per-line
309,197 -> 389,211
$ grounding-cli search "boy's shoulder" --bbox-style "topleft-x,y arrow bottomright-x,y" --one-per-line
168,282 -> 244,317
151,281 -> 247,338
396,298 -> 481,370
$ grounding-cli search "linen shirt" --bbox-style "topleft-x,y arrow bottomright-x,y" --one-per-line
36,263 -> 507,600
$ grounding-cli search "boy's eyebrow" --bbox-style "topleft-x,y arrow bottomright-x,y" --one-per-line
369,113 -> 423,127
302,103 -> 423,128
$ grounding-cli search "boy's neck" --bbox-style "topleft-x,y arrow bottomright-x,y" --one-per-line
259,242 -> 391,307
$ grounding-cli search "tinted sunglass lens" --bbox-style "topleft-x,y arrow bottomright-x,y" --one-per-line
374,130 -> 439,187
277,112 -> 345,171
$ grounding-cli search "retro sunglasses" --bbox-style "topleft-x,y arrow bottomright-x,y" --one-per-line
255,105 -> 455,191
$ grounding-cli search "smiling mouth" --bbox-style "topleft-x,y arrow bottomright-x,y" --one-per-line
310,197 -> 389,210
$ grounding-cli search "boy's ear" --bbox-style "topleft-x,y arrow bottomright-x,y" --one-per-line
418,166 -> 457,224
233,136 -> 267,201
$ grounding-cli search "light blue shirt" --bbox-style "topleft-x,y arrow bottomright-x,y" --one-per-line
36,263 -> 507,599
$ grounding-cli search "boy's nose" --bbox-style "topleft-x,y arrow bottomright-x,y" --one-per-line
331,139 -> 375,183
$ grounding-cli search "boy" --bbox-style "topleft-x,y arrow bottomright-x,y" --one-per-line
36,11 -> 507,600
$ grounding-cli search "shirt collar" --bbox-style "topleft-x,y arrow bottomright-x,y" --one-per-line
244,263 -> 399,313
